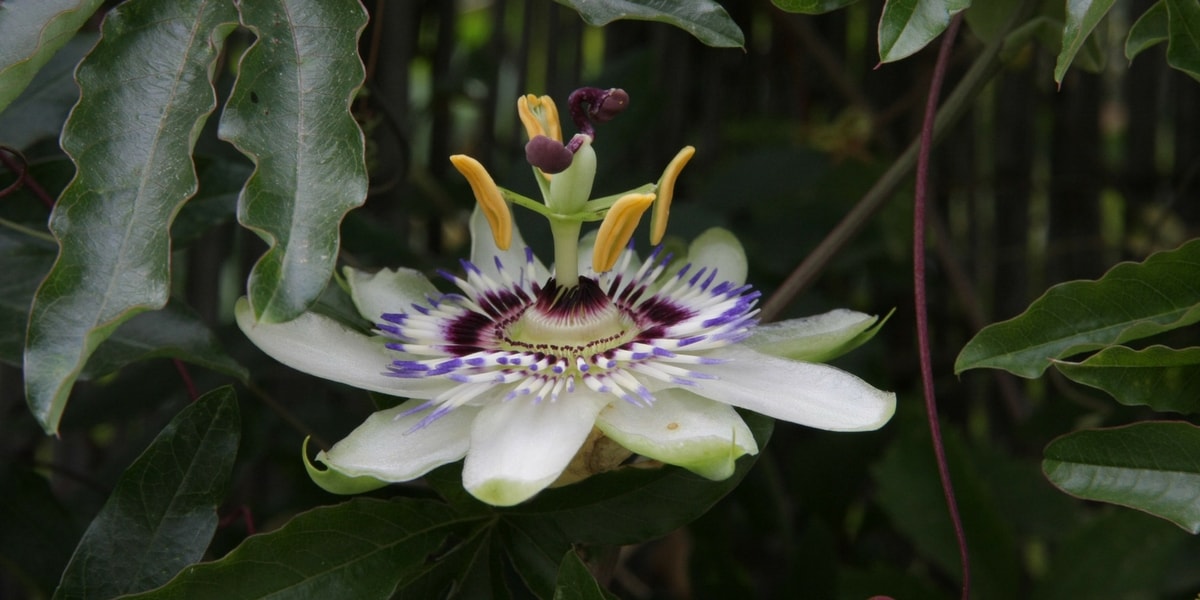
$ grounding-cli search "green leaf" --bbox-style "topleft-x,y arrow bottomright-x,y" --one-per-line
1126,1 -> 1168,61
81,301 -> 248,382
878,0 -> 971,64
553,551 -> 609,600
552,0 -> 744,48
0,33 -> 95,150
770,0 -> 860,14
0,227 -> 56,366
1030,509 -> 1187,599
1166,0 -> 1200,79
1054,0 -> 1116,85
23,0 -> 239,434
122,498 -> 487,600
54,387 -> 240,599
219,0 -> 369,324
0,0 -> 104,114
1054,345 -> 1200,414
955,239 -> 1200,378
1043,422 -> 1200,533
873,424 -> 1021,600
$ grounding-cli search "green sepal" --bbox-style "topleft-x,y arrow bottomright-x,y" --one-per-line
303,437 -> 389,495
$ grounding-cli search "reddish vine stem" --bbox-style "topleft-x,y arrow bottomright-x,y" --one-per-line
172,358 -> 200,402
915,14 -> 969,599
0,146 -> 56,209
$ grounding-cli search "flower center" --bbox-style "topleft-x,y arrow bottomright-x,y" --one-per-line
502,277 -> 637,363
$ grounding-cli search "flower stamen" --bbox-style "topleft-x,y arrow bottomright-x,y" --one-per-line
449,155 -> 512,250
651,146 -> 696,245
593,193 -> 656,273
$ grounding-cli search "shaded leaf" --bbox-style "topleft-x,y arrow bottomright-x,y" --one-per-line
955,239 -> 1200,378
0,34 -> 96,150
1166,0 -> 1200,79
1043,422 -> 1200,533
220,0 -> 369,323
54,387 -> 240,599
873,419 -> 1021,600
878,0 -> 970,64
122,498 -> 487,600
81,301 -> 248,382
0,467 -> 81,597
771,0 -> 860,14
23,0 -> 239,434
1054,345 -> 1200,414
1126,0 -> 1168,61
0,0 -> 104,114
1030,509 -> 1187,599
1054,0 -> 1116,85
552,0 -> 744,48
0,227 -> 56,366
553,551 -> 609,600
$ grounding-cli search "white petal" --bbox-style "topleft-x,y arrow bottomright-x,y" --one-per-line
687,345 -> 895,432
317,399 -> 476,481
687,228 -> 747,286
597,389 -> 757,480
745,309 -> 878,362
235,297 -> 454,400
345,266 -> 440,323
469,205 -> 548,280
462,392 -> 609,506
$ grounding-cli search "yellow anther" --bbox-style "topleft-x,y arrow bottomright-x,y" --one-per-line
449,154 -> 512,250
593,193 -> 655,273
517,94 -> 562,142
650,146 -> 696,245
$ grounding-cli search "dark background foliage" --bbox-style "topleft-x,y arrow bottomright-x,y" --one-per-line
3,0 -> 1199,598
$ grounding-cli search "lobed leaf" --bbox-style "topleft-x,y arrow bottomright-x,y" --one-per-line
552,0 -> 744,48
1054,0 -> 1116,85
1053,345 -> 1200,414
0,0 -> 104,114
955,238 -> 1200,378
122,498 -> 488,600
1043,422 -> 1200,534
878,0 -> 970,64
219,0 -> 369,324
1165,0 -> 1200,79
54,387 -> 240,599
771,0 -> 860,14
1126,1 -> 1168,62
23,0 -> 239,434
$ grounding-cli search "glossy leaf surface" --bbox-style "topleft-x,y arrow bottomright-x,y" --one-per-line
955,239 -> 1200,378
1044,422 -> 1200,533
1165,0 -> 1200,79
878,0 -> 970,64
553,0 -> 744,48
23,0 -> 238,434
1126,1 -> 1168,61
0,0 -> 104,113
123,498 -> 484,600
1054,0 -> 1116,84
220,0 -> 369,324
1054,345 -> 1200,414
771,0 -> 859,14
54,387 -> 240,599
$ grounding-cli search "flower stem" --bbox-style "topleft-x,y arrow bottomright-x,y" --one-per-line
915,13 -> 969,600
550,216 -> 582,285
